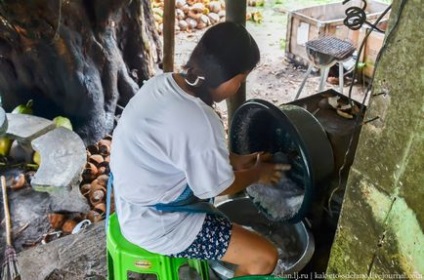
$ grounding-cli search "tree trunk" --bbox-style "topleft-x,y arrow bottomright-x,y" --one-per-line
0,0 -> 162,145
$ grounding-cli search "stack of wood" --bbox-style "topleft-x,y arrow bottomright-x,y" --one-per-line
152,0 -> 226,34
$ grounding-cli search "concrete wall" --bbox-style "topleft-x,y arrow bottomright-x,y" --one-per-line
327,0 -> 424,278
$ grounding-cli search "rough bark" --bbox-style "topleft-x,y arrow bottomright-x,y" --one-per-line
0,0 -> 162,145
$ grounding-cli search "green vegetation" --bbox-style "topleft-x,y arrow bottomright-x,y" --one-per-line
280,39 -> 286,50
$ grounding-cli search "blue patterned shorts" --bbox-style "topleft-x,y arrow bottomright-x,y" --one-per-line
169,214 -> 232,260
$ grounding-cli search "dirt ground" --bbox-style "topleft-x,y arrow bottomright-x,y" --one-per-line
171,1 -> 368,127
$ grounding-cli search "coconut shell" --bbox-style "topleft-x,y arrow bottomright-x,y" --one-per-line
98,138 -> 111,149
87,210 -> 104,223
103,134 -> 112,141
90,189 -> 105,206
98,143 -> 110,157
91,178 -> 106,191
80,183 -> 92,197
103,155 -> 110,163
82,162 -> 98,182
88,154 -> 104,166
96,174 -> 110,187
94,203 -> 106,214
62,219 -> 78,233
96,161 -> 110,175
86,144 -> 99,155
48,213 -> 66,229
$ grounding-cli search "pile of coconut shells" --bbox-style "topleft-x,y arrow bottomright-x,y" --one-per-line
47,136 -> 114,238
152,0 -> 226,34
152,0 -> 265,34
80,135 -> 114,221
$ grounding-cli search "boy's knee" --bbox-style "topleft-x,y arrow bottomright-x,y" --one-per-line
248,247 -> 279,275
265,247 -> 279,274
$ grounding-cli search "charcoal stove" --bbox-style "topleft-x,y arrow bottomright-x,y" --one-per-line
295,37 -> 356,99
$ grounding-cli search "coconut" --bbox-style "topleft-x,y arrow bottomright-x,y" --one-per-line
199,14 -> 210,25
191,3 -> 205,12
176,8 -> 185,20
175,0 -> 186,9
178,20 -> 189,31
186,18 -> 198,29
154,13 -> 163,24
209,1 -> 221,13
208,12 -> 220,24
197,20 -> 207,29
53,116 -> 73,130
187,9 -> 202,20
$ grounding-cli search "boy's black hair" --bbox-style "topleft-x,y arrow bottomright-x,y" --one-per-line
183,21 -> 260,106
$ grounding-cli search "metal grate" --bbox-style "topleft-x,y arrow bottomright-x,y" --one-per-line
306,37 -> 356,61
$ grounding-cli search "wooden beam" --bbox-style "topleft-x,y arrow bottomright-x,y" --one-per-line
225,0 -> 247,132
162,0 -> 175,72
225,0 -> 247,26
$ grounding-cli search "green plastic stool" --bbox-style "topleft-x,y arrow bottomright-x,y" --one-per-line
107,213 -> 210,280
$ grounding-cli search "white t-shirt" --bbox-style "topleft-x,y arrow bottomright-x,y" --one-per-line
109,73 -> 235,254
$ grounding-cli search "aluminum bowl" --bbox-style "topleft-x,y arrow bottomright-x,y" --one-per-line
209,196 -> 315,279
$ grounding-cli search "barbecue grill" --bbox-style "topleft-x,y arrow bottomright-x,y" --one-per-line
295,36 -> 356,99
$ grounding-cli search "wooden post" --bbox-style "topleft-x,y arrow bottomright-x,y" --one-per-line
163,0 -> 175,72
225,0 -> 247,136
225,0 -> 247,27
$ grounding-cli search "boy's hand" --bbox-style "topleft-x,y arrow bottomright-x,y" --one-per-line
257,161 -> 291,185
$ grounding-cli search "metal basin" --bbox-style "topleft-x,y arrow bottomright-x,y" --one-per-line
209,196 -> 315,279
